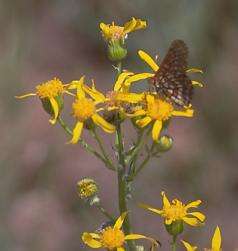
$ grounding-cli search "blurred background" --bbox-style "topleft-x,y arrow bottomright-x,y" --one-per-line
1,0 -> 238,250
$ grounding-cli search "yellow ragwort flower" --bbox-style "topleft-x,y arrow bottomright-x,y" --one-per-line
77,178 -> 98,199
140,191 -> 205,227
137,49 -> 204,88
16,78 -> 72,124
69,76 -> 115,144
82,212 -> 158,251
81,72 -> 146,112
182,226 -> 222,251
132,94 -> 194,141
100,17 -> 146,42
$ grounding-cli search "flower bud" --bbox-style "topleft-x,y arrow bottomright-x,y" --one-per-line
165,220 -> 184,237
156,135 -> 173,152
40,95 -> 64,116
107,41 -> 127,62
77,178 -> 98,199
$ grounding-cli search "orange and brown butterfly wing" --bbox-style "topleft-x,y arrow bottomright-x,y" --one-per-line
154,39 -> 193,107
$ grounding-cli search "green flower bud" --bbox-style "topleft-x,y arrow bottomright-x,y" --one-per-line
40,95 -> 64,116
165,220 -> 184,237
107,41 -> 127,62
156,135 -> 173,152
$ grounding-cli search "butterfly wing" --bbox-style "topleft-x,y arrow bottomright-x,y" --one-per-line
154,39 -> 193,107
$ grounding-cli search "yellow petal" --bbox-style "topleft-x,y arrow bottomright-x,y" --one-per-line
82,232 -> 102,248
211,226 -> 221,251
116,93 -> 145,103
68,76 -> 86,98
136,116 -> 152,128
125,73 -> 155,86
15,93 -> 37,99
125,234 -> 158,249
181,240 -> 198,251
146,94 -> 155,105
138,50 -> 159,72
152,120 -> 162,141
161,191 -> 171,208
117,247 -> 125,251
133,19 -> 147,31
83,84 -> 105,102
114,72 -> 134,91
165,218 -> 173,225
186,68 -> 203,74
188,212 -> 205,222
172,108 -> 194,117
139,203 -> 162,215
182,216 -> 203,226
92,114 -> 115,133
126,109 -> 147,118
192,80 -> 204,87
70,121 -> 84,144
123,17 -> 137,34
185,200 -> 201,209
49,98 -> 59,125
114,212 -> 127,229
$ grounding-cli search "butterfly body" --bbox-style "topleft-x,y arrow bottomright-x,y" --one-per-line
152,39 -> 193,107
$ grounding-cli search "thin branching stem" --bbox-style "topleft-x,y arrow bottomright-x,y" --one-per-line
57,117 -> 109,166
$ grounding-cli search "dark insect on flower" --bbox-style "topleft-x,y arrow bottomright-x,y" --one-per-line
151,40 -> 193,107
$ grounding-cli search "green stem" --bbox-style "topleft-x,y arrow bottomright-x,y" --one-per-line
91,129 -> 116,170
116,123 -> 135,251
57,117 -> 108,166
95,204 -> 114,221
115,61 -> 136,251
171,235 -> 177,251
133,142 -> 156,177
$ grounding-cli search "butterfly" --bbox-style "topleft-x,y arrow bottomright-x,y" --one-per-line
151,39 -> 193,107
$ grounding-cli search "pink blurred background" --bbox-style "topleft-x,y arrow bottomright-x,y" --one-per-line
1,0 -> 238,250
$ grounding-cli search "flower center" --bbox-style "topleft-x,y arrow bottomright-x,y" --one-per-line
109,23 -> 124,40
72,98 -> 96,122
77,178 -> 98,199
101,227 -> 125,250
36,78 -> 64,99
163,200 -> 187,221
148,99 -> 173,120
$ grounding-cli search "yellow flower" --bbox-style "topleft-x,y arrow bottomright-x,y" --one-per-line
81,73 -> 146,113
137,49 -> 204,88
182,226 -> 222,251
140,191 -> 205,227
133,94 -> 194,141
100,17 -> 146,42
69,76 -> 115,144
82,212 -> 158,251
16,78 -> 71,124
77,178 -> 98,199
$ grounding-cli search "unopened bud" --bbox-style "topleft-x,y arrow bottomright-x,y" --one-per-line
107,41 -> 127,62
157,135 -> 173,152
165,220 -> 183,237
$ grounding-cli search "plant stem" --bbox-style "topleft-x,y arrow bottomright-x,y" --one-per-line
57,117 -> 108,166
115,61 -> 136,251
91,129 -> 115,170
133,142 -> 156,177
95,204 -> 114,221
171,235 -> 177,251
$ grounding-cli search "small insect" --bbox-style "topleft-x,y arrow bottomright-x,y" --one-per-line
151,39 -> 193,107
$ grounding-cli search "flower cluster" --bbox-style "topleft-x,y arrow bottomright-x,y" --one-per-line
16,17 -> 224,251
